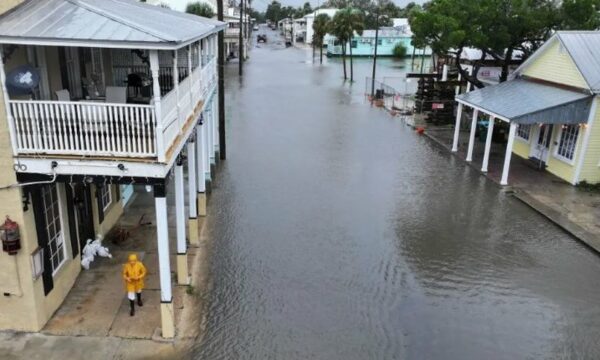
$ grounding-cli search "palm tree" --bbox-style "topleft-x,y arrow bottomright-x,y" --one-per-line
312,13 -> 331,64
329,8 -> 364,81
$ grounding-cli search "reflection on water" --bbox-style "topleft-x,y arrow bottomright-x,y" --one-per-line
192,30 -> 600,360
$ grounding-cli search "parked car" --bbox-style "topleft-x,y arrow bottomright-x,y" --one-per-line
257,34 -> 267,43
253,24 -> 259,31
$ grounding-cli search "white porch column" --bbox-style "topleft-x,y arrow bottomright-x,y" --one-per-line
204,110 -> 211,180
150,51 -> 165,162
209,105 -> 215,164
196,123 -> 207,216
175,159 -> 190,285
213,96 -> 219,153
500,122 -> 518,185
154,185 -> 174,338
451,103 -> 464,152
188,45 -> 194,109
187,140 -> 199,245
173,50 -> 181,127
481,116 -> 495,173
466,109 -> 479,162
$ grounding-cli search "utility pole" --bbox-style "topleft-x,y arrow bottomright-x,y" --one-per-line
218,0 -> 226,159
370,4 -> 380,99
238,0 -> 244,76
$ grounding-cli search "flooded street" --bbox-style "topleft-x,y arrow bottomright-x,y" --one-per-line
192,28 -> 600,359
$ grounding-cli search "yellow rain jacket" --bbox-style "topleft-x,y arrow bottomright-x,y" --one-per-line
122,254 -> 147,293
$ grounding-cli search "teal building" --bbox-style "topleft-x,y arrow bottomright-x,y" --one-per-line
326,27 -> 431,57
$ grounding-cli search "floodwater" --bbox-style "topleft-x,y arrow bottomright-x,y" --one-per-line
192,27 -> 600,359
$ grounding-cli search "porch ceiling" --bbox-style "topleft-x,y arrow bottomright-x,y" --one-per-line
456,78 -> 594,124
0,0 -> 226,50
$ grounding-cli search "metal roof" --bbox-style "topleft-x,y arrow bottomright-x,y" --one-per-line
556,31 -> 600,93
456,78 -> 593,124
0,0 -> 226,50
513,31 -> 600,93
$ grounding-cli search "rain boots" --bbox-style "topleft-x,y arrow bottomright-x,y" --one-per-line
129,293 -> 143,316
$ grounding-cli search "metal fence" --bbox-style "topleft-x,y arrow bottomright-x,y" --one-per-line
365,77 -> 414,114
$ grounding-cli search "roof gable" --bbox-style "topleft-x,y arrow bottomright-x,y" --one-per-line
514,31 -> 600,93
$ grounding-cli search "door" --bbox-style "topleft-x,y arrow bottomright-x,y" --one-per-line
531,124 -> 553,166
73,184 -> 95,252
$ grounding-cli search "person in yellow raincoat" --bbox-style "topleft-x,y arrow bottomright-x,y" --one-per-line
122,253 -> 147,316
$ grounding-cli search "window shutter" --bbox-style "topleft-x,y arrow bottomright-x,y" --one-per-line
96,185 -> 104,224
115,185 -> 120,202
30,186 -> 54,295
64,185 -> 80,258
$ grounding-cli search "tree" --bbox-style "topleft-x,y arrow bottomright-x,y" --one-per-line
266,1 -> 283,23
302,2 -> 313,16
560,0 -> 600,30
186,2 -> 215,18
313,14 -> 331,64
329,8 -> 364,81
392,43 -> 407,58
410,0 -> 558,88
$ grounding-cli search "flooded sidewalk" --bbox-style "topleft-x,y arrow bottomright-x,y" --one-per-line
0,187 -> 214,359
423,125 -> 600,253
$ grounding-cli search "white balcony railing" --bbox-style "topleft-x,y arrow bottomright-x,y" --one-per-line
7,57 -> 218,162
9,101 -> 156,157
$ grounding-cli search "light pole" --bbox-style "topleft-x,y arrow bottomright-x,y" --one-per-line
239,0 -> 244,76
218,0 -> 226,159
370,5 -> 383,100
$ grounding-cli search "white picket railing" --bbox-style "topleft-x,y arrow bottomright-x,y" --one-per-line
8,59 -> 218,161
9,101 -> 156,157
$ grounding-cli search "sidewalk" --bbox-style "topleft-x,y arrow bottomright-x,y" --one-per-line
422,125 -> 600,253
0,186 -> 214,359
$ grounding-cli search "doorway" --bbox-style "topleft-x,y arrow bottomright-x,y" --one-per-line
531,124 -> 553,168
73,184 -> 95,252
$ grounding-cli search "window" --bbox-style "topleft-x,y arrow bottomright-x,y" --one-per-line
42,184 -> 66,274
556,124 -> 579,161
516,124 -> 531,141
377,39 -> 382,46
99,185 -> 112,211
351,40 -> 357,48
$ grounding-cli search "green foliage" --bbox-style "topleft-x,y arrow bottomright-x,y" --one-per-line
313,14 -> 331,47
266,1 -> 283,23
186,2 -> 215,18
560,0 -> 600,30
410,0 -> 563,84
329,7 -> 365,80
392,43 -> 407,58
577,181 -> 600,193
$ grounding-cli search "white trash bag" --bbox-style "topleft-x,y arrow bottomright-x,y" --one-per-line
81,234 -> 113,270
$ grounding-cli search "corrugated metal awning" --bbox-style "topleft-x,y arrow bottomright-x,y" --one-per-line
456,78 -> 593,124
0,0 -> 226,50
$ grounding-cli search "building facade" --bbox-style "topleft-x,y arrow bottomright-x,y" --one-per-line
453,31 -> 600,186
0,0 -> 224,338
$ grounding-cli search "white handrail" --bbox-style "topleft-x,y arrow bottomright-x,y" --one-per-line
9,100 -> 157,158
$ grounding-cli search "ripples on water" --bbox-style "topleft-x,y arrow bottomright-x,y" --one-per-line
192,30 -> 600,360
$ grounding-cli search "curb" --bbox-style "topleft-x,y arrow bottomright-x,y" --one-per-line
418,126 -> 600,252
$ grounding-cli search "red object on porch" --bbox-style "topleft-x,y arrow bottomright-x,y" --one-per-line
416,127 -> 425,135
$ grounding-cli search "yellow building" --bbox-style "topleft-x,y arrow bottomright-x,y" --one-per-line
453,31 -> 600,186
0,0 -> 224,338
